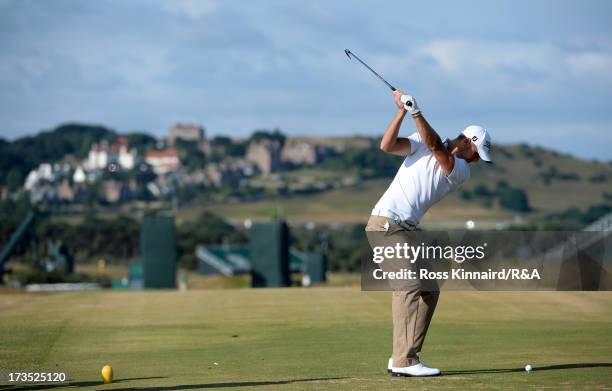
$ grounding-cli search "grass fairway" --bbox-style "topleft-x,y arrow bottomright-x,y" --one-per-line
1,289 -> 611,390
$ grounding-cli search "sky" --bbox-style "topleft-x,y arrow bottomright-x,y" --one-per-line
1,0 -> 611,160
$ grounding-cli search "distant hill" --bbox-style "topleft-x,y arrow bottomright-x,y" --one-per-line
178,140 -> 612,228
0,123 -> 116,188
0,123 -> 157,189
1,125 -> 610,228
464,143 -> 611,212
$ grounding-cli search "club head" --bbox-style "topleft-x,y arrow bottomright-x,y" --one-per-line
344,49 -> 352,59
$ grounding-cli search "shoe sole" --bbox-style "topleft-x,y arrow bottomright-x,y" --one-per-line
390,371 -> 441,377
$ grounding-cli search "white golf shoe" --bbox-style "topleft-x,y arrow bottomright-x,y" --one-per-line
388,358 -> 441,377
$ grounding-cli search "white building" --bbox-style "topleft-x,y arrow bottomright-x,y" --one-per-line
73,166 -> 86,184
87,142 -> 109,169
24,163 -> 55,190
86,137 -> 137,170
117,137 -> 136,169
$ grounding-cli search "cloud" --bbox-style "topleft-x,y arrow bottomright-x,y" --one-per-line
406,38 -> 612,99
565,51 -> 612,81
161,0 -> 218,19
418,39 -> 559,78
0,1 -> 611,160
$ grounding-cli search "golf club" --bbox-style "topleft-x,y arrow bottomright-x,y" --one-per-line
344,49 -> 397,92
345,49 -> 412,108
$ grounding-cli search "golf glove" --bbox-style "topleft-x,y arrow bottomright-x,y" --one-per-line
400,95 -> 420,115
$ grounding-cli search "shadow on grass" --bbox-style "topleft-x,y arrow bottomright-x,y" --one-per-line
106,377 -> 347,390
0,376 -> 347,391
443,362 -> 612,376
0,376 -> 167,390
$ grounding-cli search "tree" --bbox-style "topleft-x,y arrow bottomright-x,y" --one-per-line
459,190 -> 473,201
211,136 -> 246,157
175,139 -> 206,171
6,168 -> 23,191
125,132 -> 157,154
248,129 -> 286,146
499,187 -> 530,212
211,136 -> 232,147
320,140 -> 401,179
0,123 -> 115,187
473,184 -> 493,198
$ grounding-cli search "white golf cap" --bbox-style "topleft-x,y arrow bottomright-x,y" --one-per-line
462,125 -> 492,162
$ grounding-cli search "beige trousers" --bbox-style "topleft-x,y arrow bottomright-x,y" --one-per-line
365,215 -> 440,367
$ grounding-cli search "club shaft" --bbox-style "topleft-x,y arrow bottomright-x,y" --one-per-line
348,51 -> 396,91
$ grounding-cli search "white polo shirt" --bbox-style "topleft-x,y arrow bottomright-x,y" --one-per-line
372,132 -> 470,225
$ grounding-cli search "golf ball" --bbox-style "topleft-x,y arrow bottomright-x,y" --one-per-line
465,220 -> 475,230
525,364 -> 532,373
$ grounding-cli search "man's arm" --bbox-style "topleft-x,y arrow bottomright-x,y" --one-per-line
379,91 -> 411,156
403,96 -> 455,176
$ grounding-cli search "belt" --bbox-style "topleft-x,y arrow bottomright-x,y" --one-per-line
371,208 -> 418,227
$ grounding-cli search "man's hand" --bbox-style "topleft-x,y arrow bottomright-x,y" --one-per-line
393,90 -> 407,112
400,95 -> 421,116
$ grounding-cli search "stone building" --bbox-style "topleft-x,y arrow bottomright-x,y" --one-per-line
168,123 -> 205,146
204,159 -> 256,187
245,139 -> 282,175
281,140 -> 327,166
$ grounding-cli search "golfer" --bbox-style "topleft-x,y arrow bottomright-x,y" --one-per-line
365,91 -> 492,377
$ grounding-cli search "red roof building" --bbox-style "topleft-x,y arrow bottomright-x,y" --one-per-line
145,149 -> 180,174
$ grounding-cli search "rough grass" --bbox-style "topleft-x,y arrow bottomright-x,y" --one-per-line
176,179 -> 515,228
0,289 -> 611,390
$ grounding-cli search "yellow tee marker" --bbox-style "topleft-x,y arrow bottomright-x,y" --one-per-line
101,365 -> 113,384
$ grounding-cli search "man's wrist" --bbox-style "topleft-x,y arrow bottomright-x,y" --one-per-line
411,111 -> 422,119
